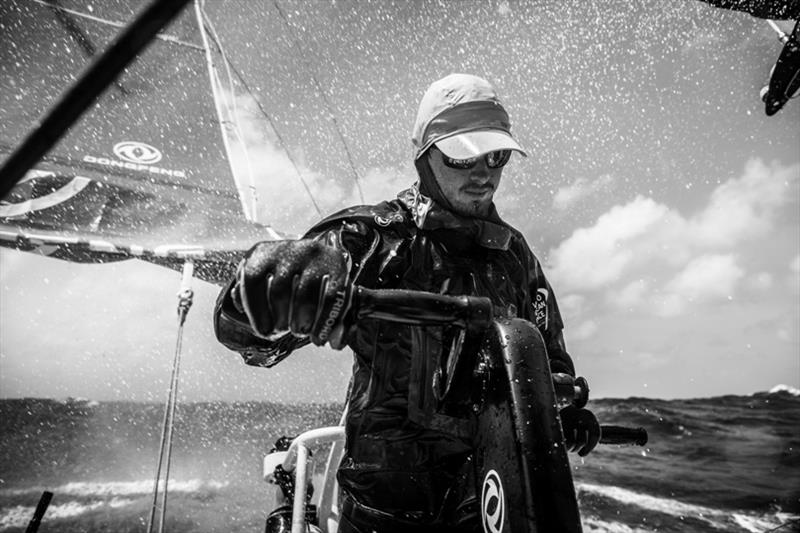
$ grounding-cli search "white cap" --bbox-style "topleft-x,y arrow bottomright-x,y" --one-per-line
411,74 -> 526,160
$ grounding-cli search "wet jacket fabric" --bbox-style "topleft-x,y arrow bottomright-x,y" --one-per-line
214,186 -> 575,523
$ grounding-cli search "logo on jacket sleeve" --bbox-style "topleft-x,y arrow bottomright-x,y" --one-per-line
533,288 -> 549,330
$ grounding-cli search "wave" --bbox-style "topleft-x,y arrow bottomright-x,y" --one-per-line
0,498 -> 137,529
4,479 -> 796,532
768,384 -> 800,396
578,483 -> 799,533
0,479 -> 229,530
582,517 -> 654,533
0,478 -> 229,498
2,398 -> 797,531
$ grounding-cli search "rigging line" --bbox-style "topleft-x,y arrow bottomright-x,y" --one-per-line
271,0 -> 366,204
31,0 -> 203,50
197,1 -> 259,221
229,63 -> 325,217
198,6 -> 323,216
146,261 -> 194,533
222,65 -> 325,218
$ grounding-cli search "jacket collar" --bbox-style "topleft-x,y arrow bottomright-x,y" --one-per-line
397,186 -> 513,250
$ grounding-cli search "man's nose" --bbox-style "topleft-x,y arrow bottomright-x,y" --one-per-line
469,160 -> 491,181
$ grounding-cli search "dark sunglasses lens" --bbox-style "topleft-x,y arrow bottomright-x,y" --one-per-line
441,150 -> 511,169
443,155 -> 478,169
487,150 -> 511,168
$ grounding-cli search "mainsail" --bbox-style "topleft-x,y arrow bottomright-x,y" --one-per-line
0,0 -> 281,285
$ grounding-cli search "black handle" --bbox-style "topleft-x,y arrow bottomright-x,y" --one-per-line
352,287 -> 493,331
600,425 -> 648,446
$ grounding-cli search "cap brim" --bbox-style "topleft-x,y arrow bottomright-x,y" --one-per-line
434,130 -> 527,159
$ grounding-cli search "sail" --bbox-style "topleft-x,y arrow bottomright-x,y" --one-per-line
0,0 -> 282,284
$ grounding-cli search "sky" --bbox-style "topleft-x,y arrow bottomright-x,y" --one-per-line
1,0 -> 798,403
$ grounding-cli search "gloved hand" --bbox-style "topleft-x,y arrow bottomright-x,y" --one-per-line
230,239 -> 351,347
559,405 -> 600,457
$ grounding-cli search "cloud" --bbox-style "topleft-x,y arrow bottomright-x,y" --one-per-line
748,271 -> 773,291
547,196 -> 670,290
571,319 -> 599,341
547,158 -> 799,317
688,159 -> 798,248
558,293 -> 587,319
666,254 -> 743,298
653,254 -> 744,317
0,249 -> 28,279
344,165 -> 415,207
790,254 -> 800,293
615,278 -> 649,309
552,174 -> 615,211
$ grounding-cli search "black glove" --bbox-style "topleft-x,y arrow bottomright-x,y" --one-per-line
559,405 -> 600,457
230,239 -> 350,347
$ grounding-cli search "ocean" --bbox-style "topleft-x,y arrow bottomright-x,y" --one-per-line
1,389 -> 798,532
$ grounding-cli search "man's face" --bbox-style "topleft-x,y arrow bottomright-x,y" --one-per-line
427,146 -> 504,218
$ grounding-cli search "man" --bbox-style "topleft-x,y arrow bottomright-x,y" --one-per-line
214,74 -> 600,532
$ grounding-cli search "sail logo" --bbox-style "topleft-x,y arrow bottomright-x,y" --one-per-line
481,469 -> 505,533
83,141 -> 186,178
113,141 -> 162,165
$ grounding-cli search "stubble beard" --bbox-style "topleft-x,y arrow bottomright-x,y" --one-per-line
451,198 -> 491,219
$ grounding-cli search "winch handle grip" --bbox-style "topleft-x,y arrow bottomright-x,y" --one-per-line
599,425 -> 649,446
351,286 -> 493,331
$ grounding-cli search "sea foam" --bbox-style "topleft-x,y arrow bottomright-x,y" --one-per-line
0,478 -> 228,497
0,479 -> 228,529
768,384 -> 800,396
0,498 -> 136,529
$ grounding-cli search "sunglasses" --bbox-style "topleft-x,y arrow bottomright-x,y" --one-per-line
440,149 -> 512,170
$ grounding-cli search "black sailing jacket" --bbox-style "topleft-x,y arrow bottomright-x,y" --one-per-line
214,186 -> 576,522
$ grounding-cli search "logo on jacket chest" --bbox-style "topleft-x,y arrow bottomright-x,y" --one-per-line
374,213 -> 405,227
533,288 -> 549,330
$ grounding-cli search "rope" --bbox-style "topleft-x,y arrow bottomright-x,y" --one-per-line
271,0 -> 366,203
147,261 -> 195,533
